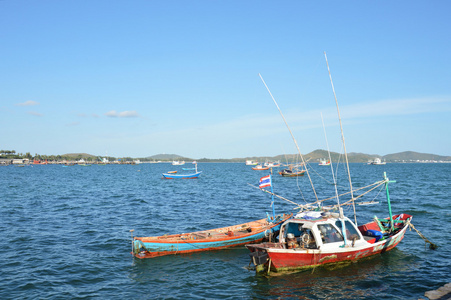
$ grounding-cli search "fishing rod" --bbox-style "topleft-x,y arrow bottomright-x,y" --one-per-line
259,73 -> 319,203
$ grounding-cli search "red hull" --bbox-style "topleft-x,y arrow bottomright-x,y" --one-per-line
268,229 -> 406,272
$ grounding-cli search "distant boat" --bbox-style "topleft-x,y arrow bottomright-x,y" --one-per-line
246,160 -> 259,166
369,158 -> 386,165
163,163 -> 201,179
264,161 -> 281,167
279,164 -> 306,177
252,164 -> 269,170
132,213 -> 292,259
319,159 -> 331,166
279,168 -> 306,177
172,160 -> 185,165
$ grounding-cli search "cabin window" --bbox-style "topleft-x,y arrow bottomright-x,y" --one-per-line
318,224 -> 344,244
284,223 -> 303,238
335,220 -> 361,241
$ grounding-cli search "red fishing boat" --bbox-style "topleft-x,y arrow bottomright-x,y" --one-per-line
247,208 -> 412,274
251,63 -> 414,275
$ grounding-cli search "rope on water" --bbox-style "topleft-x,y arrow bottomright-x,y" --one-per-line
409,223 -> 438,250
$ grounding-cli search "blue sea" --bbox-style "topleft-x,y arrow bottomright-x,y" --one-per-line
0,162 -> 450,299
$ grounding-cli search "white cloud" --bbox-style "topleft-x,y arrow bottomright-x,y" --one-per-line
16,100 -> 39,106
28,111 -> 43,117
105,110 -> 140,118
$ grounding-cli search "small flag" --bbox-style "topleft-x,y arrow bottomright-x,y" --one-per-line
259,175 -> 271,189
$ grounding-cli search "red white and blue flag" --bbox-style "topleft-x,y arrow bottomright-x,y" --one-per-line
259,175 -> 271,189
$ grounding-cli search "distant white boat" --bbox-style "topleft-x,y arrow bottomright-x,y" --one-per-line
319,158 -> 331,166
264,161 -> 281,167
172,160 -> 185,165
245,160 -> 258,166
369,158 -> 386,165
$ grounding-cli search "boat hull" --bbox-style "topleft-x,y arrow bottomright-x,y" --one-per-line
162,171 -> 202,179
132,214 -> 292,258
247,214 -> 411,274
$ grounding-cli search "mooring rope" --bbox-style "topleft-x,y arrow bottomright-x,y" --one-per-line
409,223 -> 438,250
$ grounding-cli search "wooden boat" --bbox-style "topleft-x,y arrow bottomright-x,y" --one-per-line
162,163 -> 201,179
247,211 -> 412,273
251,63 -> 413,275
162,171 -> 201,179
132,213 -> 292,258
279,164 -> 306,177
252,164 -> 269,170
279,169 -> 305,177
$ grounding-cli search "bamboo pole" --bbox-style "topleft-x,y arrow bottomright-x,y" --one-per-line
324,52 -> 357,226
259,73 -> 319,202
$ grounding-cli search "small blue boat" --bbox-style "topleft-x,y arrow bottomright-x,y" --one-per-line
162,163 -> 202,179
162,171 -> 202,179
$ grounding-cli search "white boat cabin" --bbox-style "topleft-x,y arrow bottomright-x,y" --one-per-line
278,211 -> 372,250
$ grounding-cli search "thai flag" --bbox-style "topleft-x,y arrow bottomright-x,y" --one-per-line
259,175 -> 271,189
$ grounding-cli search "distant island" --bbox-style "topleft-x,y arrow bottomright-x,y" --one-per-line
1,149 -> 450,165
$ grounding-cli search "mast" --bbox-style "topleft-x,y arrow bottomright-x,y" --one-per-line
324,52 -> 357,226
321,112 -> 347,245
259,73 -> 319,202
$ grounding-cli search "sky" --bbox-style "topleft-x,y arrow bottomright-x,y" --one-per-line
1,1 -> 450,159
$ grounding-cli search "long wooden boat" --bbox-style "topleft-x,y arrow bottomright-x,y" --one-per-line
132,213 -> 292,258
246,212 -> 412,274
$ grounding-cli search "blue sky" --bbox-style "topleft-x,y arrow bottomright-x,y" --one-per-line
1,1 -> 450,159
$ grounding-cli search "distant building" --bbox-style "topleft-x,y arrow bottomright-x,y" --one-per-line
13,159 -> 30,164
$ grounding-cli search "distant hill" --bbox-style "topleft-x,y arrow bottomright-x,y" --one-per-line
63,153 -> 98,158
146,154 -> 193,161
228,150 -> 450,163
382,151 -> 451,162
59,150 -> 450,163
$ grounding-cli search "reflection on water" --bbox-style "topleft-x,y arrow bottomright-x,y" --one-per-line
251,249 -> 417,299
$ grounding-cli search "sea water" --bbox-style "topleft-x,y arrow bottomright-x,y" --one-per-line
0,162 -> 449,299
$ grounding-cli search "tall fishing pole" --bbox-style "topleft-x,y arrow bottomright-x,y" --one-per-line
259,73 -> 319,202
321,112 -> 347,245
324,52 -> 357,226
